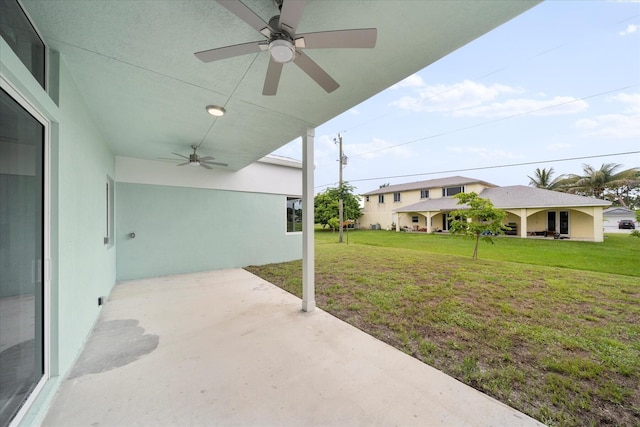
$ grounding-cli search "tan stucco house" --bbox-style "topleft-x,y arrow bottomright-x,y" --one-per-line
360,176 -> 612,242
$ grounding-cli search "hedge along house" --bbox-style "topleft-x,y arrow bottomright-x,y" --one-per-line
362,176 -> 611,241
0,1 -> 541,425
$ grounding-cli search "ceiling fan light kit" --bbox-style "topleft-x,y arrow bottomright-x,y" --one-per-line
195,0 -> 377,95
268,38 -> 295,63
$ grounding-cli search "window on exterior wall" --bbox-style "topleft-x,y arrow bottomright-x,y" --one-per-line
393,192 -> 401,202
286,197 -> 302,233
412,216 -> 419,223
365,195 -> 369,202
0,0 -> 46,89
420,189 -> 429,199
104,175 -> 114,246
443,186 -> 464,197
378,194 -> 384,203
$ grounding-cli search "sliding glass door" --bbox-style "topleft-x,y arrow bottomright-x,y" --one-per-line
0,87 -> 45,427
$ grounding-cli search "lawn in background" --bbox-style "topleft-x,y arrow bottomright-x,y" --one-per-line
330,230 -> 639,277
246,230 -> 640,426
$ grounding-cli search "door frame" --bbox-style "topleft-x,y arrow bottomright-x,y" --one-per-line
1,76 -> 51,427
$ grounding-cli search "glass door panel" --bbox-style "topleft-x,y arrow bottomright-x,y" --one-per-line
547,211 -> 556,232
560,211 -> 569,235
0,88 -> 45,427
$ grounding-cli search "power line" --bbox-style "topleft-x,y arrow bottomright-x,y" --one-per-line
335,10 -> 640,151
350,84 -> 638,158
314,151 -> 640,189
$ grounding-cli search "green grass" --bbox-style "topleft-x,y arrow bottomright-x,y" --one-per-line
334,230 -> 640,277
246,229 -> 640,427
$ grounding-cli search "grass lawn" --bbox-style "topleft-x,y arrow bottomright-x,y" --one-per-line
246,230 -> 640,427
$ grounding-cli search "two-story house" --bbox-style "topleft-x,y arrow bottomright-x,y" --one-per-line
360,176 -> 611,242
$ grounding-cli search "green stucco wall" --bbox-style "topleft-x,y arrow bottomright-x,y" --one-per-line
116,183 -> 301,281
2,41 -> 116,426
55,58 -> 116,376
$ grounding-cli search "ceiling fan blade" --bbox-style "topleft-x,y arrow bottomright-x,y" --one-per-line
203,161 -> 229,167
176,161 -> 190,166
171,152 -> 189,160
217,0 -> 275,35
279,0 -> 306,34
293,51 -> 339,93
198,156 -> 215,161
200,163 -> 213,170
263,59 -> 284,96
195,41 -> 264,63
298,28 -> 377,49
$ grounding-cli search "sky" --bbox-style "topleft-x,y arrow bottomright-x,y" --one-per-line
270,1 -> 640,196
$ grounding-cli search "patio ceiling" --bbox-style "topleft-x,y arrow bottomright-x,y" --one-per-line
21,0 -> 540,171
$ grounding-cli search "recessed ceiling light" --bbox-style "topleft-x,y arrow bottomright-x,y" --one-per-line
206,105 -> 225,117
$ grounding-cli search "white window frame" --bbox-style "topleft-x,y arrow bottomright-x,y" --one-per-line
104,175 -> 114,246
420,189 -> 429,199
443,186 -> 464,197
393,192 -> 401,202
378,194 -> 385,204
285,195 -> 302,234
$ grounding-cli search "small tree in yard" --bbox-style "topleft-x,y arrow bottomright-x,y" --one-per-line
314,183 -> 361,228
449,192 -> 507,260
328,217 -> 340,232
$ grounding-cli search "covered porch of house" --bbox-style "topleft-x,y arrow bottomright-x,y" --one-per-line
41,268 -> 543,427
396,206 -> 604,241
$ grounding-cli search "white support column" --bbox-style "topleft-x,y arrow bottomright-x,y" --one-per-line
593,207 -> 605,242
302,128 -> 316,312
520,209 -> 528,238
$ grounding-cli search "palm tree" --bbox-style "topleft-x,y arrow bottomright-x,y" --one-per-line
527,167 -> 565,190
561,163 -> 640,201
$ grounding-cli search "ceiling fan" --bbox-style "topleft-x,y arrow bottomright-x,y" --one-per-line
195,0 -> 377,95
164,145 -> 228,169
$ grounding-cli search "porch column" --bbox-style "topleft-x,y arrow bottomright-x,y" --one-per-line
519,209 -> 527,238
593,207 -> 605,242
302,127 -> 316,312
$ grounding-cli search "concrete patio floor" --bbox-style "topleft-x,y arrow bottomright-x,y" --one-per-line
42,269 -> 544,427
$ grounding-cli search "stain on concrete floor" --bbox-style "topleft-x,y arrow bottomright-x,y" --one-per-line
68,319 -> 159,379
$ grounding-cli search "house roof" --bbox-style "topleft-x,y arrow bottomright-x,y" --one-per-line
395,197 -> 460,213
479,186 -> 612,209
19,1 -> 540,171
603,207 -> 635,215
395,185 -> 612,213
362,176 -> 497,196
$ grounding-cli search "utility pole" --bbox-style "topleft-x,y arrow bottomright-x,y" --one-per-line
334,133 -> 347,243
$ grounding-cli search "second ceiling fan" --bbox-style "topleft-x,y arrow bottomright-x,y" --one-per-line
195,0 -> 377,95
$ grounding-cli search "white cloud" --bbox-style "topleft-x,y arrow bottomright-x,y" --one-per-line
619,24 -> 638,36
389,80 -> 589,119
348,108 -> 361,115
445,146 -> 523,160
611,92 -> 640,114
346,137 -> 413,160
575,113 -> 640,139
390,74 -> 425,90
575,92 -> 640,139
454,96 -> 589,118
545,142 -> 576,151
390,80 -> 521,113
